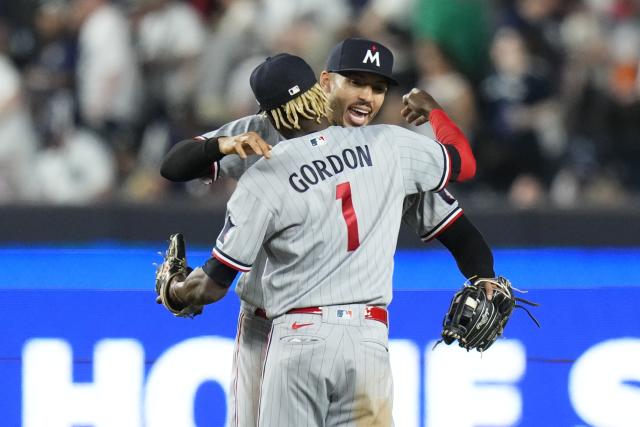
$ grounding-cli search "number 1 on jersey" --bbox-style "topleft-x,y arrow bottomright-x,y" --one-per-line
336,182 -> 360,251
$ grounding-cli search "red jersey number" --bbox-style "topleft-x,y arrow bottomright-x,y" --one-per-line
336,182 -> 360,251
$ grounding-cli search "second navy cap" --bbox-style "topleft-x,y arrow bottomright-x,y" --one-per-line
325,38 -> 397,85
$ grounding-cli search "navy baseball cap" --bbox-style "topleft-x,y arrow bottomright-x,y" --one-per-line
250,53 -> 317,111
325,38 -> 398,85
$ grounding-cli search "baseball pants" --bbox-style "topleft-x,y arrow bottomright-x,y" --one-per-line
257,304 -> 394,427
227,304 -> 272,427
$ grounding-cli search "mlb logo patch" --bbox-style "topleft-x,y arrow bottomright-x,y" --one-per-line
309,135 -> 327,147
288,85 -> 300,96
336,309 -> 353,319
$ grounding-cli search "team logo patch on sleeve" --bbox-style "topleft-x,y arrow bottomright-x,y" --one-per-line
309,135 -> 327,147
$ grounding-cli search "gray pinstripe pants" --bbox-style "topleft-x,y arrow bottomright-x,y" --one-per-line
258,305 -> 394,427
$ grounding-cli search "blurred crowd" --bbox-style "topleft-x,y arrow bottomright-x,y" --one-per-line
1,0 -> 640,208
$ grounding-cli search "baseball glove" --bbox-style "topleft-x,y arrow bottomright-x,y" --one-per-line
438,277 -> 539,352
155,233 -> 203,318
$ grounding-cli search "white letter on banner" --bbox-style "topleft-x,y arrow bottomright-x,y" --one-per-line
389,340 -> 420,427
144,336 -> 234,427
425,339 -> 525,427
569,338 -> 640,427
22,338 -> 144,427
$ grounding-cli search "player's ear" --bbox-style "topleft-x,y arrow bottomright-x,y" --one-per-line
319,71 -> 331,93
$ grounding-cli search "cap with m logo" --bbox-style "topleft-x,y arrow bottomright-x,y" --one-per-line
325,38 -> 397,85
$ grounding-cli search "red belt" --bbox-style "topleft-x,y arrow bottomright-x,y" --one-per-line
287,306 -> 388,327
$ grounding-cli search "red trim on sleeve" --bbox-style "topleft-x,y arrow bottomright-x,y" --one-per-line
430,109 -> 476,182
422,208 -> 464,242
212,250 -> 251,272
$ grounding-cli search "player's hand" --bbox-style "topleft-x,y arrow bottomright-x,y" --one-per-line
218,132 -> 273,160
401,88 -> 443,126
481,280 -> 496,301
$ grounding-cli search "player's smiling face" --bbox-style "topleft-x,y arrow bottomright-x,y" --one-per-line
321,71 -> 388,127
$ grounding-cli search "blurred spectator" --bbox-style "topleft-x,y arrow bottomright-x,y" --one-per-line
195,0 -> 350,126
412,0 -> 491,83
69,0 -> 142,179
0,22 -> 39,202
414,39 -> 477,135
0,1 -> 39,68
496,0 -> 566,90
23,1 -> 77,143
33,101 -> 116,204
1,0 -> 640,207
133,0 -> 206,130
121,0 -> 208,200
258,0 -> 350,55
477,27 -> 564,206
550,0 -> 640,205
601,17 -> 640,191
193,0 -> 262,125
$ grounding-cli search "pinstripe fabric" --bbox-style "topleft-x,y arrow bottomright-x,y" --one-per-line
227,306 -> 272,427
402,189 -> 462,242
198,114 -> 284,186
217,125 -> 450,318
258,306 -> 393,427
203,117 -> 460,426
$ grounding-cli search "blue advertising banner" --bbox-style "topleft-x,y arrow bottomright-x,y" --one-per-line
2,246 -> 640,289
1,247 -> 639,426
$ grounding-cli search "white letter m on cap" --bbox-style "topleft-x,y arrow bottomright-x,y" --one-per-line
363,49 -> 380,67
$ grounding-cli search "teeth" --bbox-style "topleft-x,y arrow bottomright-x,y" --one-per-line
351,107 -> 369,115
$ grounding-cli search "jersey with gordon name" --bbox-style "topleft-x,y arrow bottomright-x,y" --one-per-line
199,116 -> 462,310
213,124 -> 451,318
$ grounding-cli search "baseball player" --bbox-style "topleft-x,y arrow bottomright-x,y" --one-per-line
161,39 -> 495,426
160,53 -> 490,426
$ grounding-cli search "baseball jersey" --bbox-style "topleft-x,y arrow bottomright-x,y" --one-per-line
198,116 -> 462,310
213,124 -> 452,317
199,114 -> 283,182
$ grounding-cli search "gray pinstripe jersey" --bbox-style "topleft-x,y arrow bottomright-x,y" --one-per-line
213,124 -> 453,317
200,114 -> 283,181
200,116 -> 461,309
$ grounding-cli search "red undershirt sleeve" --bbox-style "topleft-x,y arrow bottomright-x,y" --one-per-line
430,109 -> 476,182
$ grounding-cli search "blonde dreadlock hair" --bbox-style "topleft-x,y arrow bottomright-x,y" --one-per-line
268,83 -> 330,130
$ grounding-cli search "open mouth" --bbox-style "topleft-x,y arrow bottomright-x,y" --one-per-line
346,105 -> 371,126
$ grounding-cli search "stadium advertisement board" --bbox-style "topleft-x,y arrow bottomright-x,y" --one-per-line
1,247 -> 639,427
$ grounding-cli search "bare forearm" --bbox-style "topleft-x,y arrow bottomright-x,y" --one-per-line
170,267 -> 229,305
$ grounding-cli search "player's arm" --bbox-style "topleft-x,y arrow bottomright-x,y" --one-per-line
164,182 -> 273,308
436,214 -> 495,279
401,88 -> 476,182
160,132 -> 272,181
166,264 -> 233,306
160,136 -> 224,181
401,190 -> 493,278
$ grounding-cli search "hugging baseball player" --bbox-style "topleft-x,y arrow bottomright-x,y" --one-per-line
156,52 -> 487,426
160,38 -> 497,426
